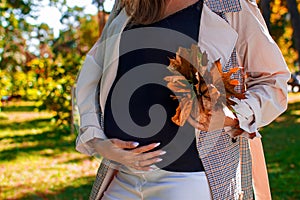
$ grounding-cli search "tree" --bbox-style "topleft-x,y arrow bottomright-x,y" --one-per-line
92,0 -> 110,36
0,0 -> 103,127
0,0 -> 34,71
259,0 -> 272,30
286,0 -> 300,69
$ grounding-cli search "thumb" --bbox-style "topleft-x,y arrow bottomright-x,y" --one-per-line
110,139 -> 139,149
187,117 -> 207,130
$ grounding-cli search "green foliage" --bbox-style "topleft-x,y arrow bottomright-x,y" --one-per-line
0,1 -> 100,127
1,0 -> 299,128
268,0 -> 300,70
24,55 -> 82,125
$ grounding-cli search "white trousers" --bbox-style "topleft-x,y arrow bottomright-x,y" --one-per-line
101,166 -> 212,200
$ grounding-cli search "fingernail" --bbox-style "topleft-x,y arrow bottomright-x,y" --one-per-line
160,151 -> 167,155
154,142 -> 161,147
224,126 -> 232,132
156,158 -> 163,162
132,142 -> 139,147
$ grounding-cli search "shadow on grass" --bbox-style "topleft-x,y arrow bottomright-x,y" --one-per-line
2,101 -> 299,199
0,103 -> 97,200
0,129 -> 76,161
63,157 -> 91,164
261,101 -> 300,199
1,105 -> 38,112
0,118 -> 52,132
14,176 -> 95,200
0,116 -> 76,161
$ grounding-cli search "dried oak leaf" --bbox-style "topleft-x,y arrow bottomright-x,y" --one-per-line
164,75 -> 191,93
165,45 -> 246,128
188,98 -> 211,130
212,61 -> 246,106
171,93 -> 193,126
169,46 -> 198,83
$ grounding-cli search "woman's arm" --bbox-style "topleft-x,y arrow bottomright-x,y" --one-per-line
75,54 -> 106,155
75,0 -> 122,155
226,0 -> 291,134
74,2 -> 165,171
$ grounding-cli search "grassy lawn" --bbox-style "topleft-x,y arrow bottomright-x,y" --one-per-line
0,94 -> 299,200
0,102 -> 99,200
261,93 -> 300,200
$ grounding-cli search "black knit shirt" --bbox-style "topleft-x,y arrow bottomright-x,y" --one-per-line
104,1 -> 204,172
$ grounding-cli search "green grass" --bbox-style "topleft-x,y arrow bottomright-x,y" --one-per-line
260,99 -> 300,200
0,97 -> 299,199
0,112 -> 8,120
0,102 -> 99,200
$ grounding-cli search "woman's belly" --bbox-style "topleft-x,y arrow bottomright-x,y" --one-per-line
104,66 -> 204,172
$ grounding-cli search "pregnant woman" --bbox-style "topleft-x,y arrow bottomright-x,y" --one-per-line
75,0 -> 290,199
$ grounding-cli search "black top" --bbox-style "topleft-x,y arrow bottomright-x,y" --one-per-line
104,1 -> 204,172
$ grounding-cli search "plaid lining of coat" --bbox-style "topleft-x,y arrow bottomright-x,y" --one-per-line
89,0 -> 254,199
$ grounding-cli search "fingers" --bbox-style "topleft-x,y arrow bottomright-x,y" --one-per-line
110,139 -> 139,149
130,148 -> 166,171
109,140 -> 165,171
131,150 -> 166,171
227,127 -> 257,139
248,132 -> 256,139
137,149 -> 166,160
231,128 -> 244,137
187,117 -> 207,130
131,142 -> 161,154
224,117 -> 239,127
139,157 -> 163,168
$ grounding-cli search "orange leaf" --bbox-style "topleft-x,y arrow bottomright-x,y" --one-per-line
214,60 -> 223,74
229,79 -> 239,86
171,96 -> 193,126
229,67 -> 240,74
164,75 -> 191,93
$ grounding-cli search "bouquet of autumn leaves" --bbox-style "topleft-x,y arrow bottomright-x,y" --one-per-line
164,44 -> 246,131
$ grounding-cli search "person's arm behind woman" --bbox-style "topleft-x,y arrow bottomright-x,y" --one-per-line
226,0 -> 291,133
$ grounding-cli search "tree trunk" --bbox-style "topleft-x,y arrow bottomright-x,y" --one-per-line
98,10 -> 106,37
287,0 -> 300,69
259,0 -> 272,31
93,1 -> 106,37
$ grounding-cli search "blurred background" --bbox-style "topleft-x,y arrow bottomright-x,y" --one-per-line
0,0 -> 299,199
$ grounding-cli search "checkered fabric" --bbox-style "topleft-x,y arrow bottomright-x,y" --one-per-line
196,130 -> 240,199
197,2 -> 253,199
89,159 -> 111,200
89,0 -> 254,200
222,9 -> 253,200
204,0 -> 242,13
240,137 -> 253,199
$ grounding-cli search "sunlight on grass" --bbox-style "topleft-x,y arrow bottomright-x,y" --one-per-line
2,111 -> 54,123
267,162 -> 283,173
290,110 -> 300,116
260,93 -> 300,199
0,102 -> 99,200
0,127 -> 51,138
0,140 -> 39,153
0,153 -> 98,199
287,93 -> 300,103
0,112 -> 8,120
1,97 -> 300,199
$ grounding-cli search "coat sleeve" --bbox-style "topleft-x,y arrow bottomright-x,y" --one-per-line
226,0 -> 291,134
75,0 -> 121,155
